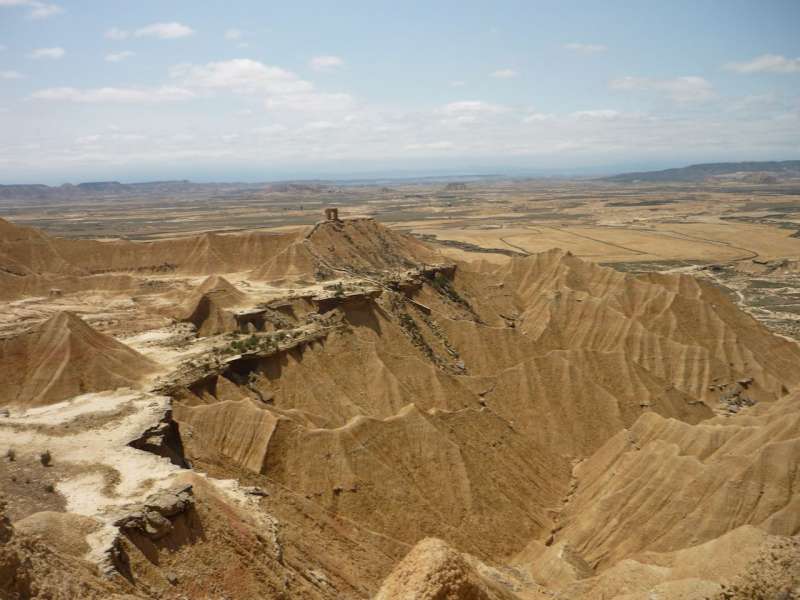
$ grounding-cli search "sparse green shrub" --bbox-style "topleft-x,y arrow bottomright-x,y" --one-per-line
244,334 -> 259,351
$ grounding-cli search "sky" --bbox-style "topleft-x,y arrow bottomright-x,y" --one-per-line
0,0 -> 799,184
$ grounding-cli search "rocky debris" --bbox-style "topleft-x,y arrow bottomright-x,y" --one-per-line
98,534 -> 130,579
113,484 -> 194,542
156,324 -> 334,397
313,286 -> 382,313
713,536 -> 800,600
717,381 -> 756,414
128,410 -> 188,468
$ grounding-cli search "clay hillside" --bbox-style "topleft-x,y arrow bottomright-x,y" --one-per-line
0,311 -> 158,408
1,214 -> 799,599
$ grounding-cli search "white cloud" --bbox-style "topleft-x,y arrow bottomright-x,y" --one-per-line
172,58 -> 354,112
0,0 -> 62,19
28,46 -> 65,59
105,51 -> 134,63
264,92 -> 353,112
522,112 -> 554,123
28,1 -> 59,18
571,109 -> 621,120
31,86 -> 194,103
564,42 -> 607,54
254,124 -> 288,135
440,101 -> 507,126
0,45 -> 6,51
0,70 -> 22,79
725,54 -> 800,74
310,55 -> 344,71
104,27 -> 130,40
173,59 -> 312,94
75,133 -> 147,145
135,22 -> 194,40
75,134 -> 102,145
301,120 -> 338,131
610,75 -> 714,103
224,28 -> 243,41
441,100 -> 506,115
491,68 -> 517,79
449,80 -> 465,87
404,141 -> 454,151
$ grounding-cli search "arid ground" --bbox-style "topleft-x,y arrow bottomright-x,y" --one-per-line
1,177 -> 799,599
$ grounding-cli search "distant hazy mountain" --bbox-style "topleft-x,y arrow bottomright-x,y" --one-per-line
0,179 -> 355,201
604,160 -> 800,183
0,180 -> 269,201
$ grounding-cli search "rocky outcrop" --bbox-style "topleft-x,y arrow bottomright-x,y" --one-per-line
128,410 -> 188,468
114,484 -> 195,542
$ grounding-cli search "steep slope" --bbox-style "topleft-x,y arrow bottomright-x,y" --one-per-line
550,389 -> 800,571
252,217 -> 444,282
546,525 -> 797,599
179,401 -> 569,560
0,311 -> 158,407
0,216 -> 305,300
0,217 -> 80,276
180,275 -> 247,336
306,217 -> 442,274
52,229 -> 304,276
460,249 -> 800,406
251,238 -> 320,283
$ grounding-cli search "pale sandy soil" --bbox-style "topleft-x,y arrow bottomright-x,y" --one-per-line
0,390 -> 180,558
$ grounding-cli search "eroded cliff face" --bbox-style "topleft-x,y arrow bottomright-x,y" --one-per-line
2,216 -> 799,599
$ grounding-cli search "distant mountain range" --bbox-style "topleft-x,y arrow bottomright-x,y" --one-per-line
603,160 -> 800,183
0,180 -> 254,201
0,180 -> 355,202
2,161 -> 800,199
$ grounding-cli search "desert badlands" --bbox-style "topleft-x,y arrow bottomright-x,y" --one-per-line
0,208 -> 798,599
